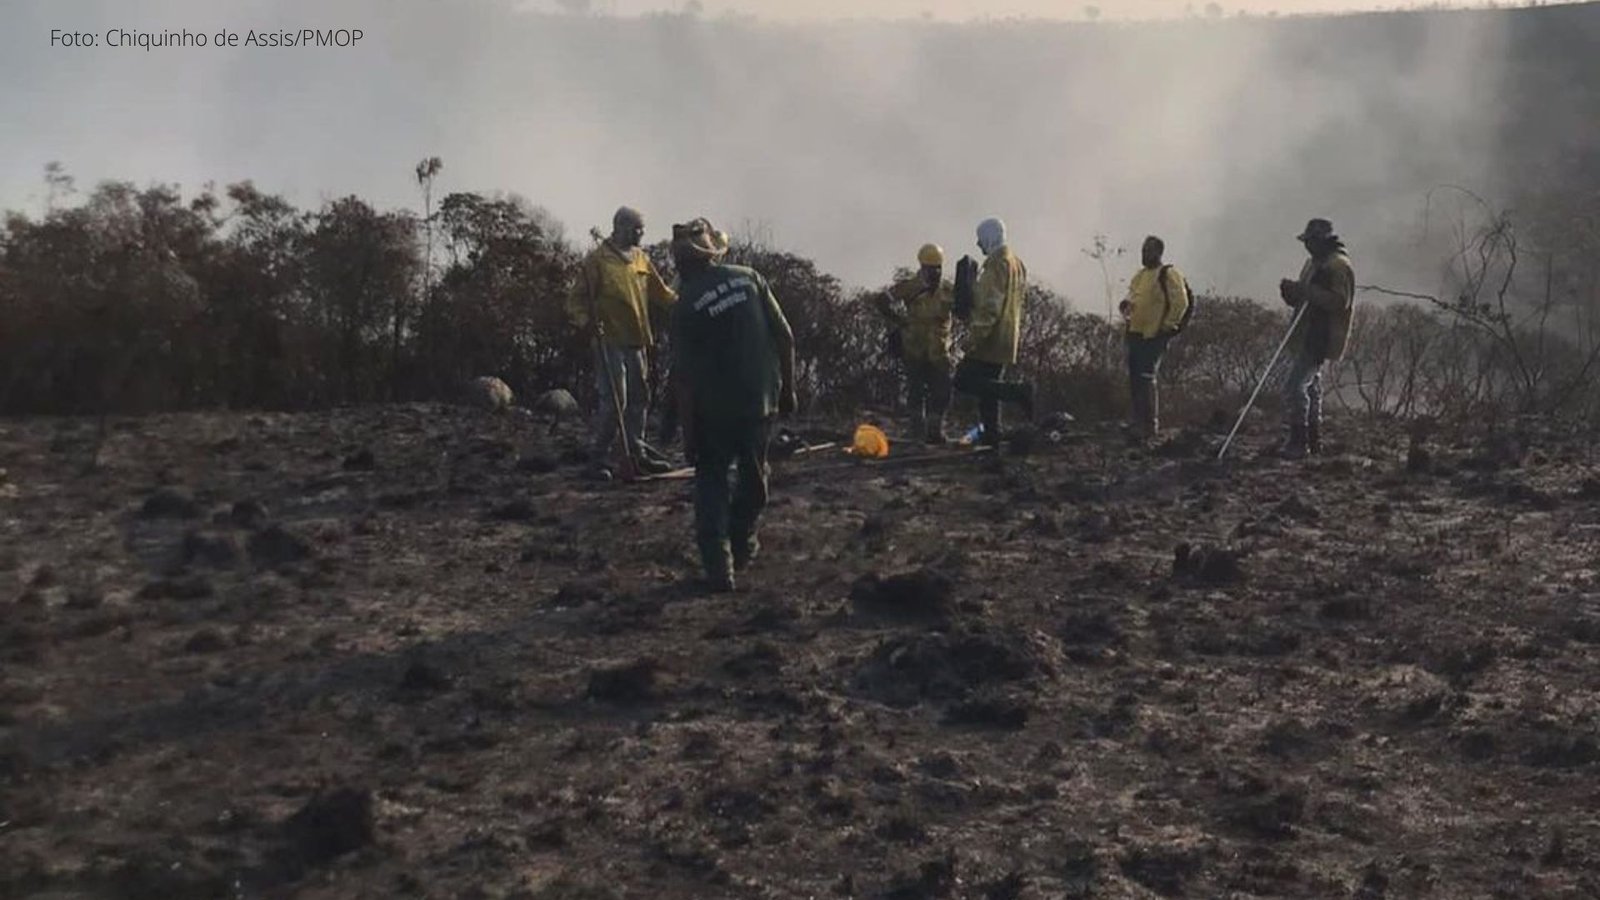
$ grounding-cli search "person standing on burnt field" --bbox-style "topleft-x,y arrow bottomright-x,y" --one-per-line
567,206 -> 679,479
952,217 -> 1034,448
1119,235 -> 1192,442
874,243 -> 956,444
1278,217 -> 1355,459
670,218 -> 797,592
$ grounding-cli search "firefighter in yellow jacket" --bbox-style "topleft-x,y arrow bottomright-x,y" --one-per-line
1119,235 -> 1190,439
953,217 -> 1034,448
566,206 -> 678,477
875,243 -> 955,443
1277,218 -> 1356,459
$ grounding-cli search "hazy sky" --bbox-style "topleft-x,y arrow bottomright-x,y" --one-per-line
0,0 -> 1544,307
530,0 -> 1508,19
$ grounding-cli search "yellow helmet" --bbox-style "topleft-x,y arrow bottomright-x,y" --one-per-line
917,243 -> 945,267
850,424 -> 890,459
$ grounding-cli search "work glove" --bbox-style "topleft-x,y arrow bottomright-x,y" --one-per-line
1118,299 -> 1133,318
1279,278 -> 1303,307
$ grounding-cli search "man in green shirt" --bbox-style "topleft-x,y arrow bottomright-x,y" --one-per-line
670,218 -> 797,592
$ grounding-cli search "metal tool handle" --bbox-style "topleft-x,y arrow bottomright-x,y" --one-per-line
1217,301 -> 1309,461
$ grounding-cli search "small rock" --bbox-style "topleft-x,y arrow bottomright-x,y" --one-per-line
1007,427 -> 1041,457
398,659 -> 452,694
1275,494 -> 1321,522
140,488 -> 201,520
516,452 -> 560,474
183,531 -> 242,569
464,376 -> 514,412
883,851 -> 958,900
550,581 -> 606,607
490,498 -> 540,522
64,590 -> 103,611
850,569 -> 956,622
1119,842 -> 1203,896
587,659 -> 659,703
284,787 -> 375,867
342,448 -> 376,471
1320,595 -> 1371,621
137,576 -> 215,602
723,642 -> 784,680
248,525 -> 315,568
943,691 -> 1031,730
230,500 -> 270,530
183,628 -> 229,654
1173,543 -> 1245,585
533,389 -> 579,416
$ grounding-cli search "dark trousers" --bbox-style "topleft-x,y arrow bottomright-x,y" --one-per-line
1126,332 -> 1172,434
693,416 -> 772,579
906,357 -> 952,433
1126,332 -> 1171,384
1283,352 -> 1324,428
954,359 -> 1029,444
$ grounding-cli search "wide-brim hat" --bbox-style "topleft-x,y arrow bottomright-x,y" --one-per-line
1297,218 -> 1337,242
671,218 -> 729,260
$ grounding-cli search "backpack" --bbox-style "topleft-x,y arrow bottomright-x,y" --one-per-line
1158,264 -> 1196,335
952,255 -> 979,321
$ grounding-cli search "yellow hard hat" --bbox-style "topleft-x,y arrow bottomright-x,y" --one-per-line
850,424 -> 890,459
917,243 -> 945,267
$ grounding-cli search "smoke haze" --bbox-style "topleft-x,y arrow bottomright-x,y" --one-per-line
4,0 -> 1573,307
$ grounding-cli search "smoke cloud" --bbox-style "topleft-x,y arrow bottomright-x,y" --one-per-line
2,0 -> 1520,307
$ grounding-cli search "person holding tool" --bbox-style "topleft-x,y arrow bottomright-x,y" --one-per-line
670,217 -> 796,592
566,206 -> 678,479
874,243 -> 955,444
1277,218 -> 1355,459
1216,219 -> 1356,461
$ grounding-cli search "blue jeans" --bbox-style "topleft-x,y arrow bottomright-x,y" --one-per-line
1283,352 -> 1323,429
592,345 -> 648,461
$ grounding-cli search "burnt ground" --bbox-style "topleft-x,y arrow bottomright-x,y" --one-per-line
2,404 -> 1599,899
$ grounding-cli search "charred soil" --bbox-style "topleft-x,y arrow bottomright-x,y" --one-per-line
2,406 -> 1599,898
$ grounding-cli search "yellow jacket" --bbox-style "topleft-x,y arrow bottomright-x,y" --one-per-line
964,246 -> 1027,365
880,276 -> 954,364
566,241 -> 677,348
1125,264 -> 1190,339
